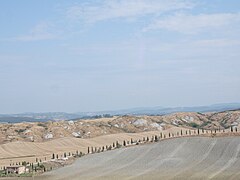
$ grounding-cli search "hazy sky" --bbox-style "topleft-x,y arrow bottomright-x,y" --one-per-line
0,0 -> 240,113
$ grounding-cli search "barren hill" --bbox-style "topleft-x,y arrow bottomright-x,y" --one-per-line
0,110 -> 239,144
36,137 -> 240,180
0,110 -> 240,177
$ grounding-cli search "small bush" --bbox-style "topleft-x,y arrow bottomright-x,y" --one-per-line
189,122 -> 199,128
15,129 -> 26,133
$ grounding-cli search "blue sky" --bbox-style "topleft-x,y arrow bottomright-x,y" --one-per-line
0,0 -> 240,113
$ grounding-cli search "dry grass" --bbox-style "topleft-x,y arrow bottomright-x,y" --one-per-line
10,136 -> 240,180
0,127 -> 188,167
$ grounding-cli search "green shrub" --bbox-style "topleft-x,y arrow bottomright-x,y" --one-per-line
189,122 -> 199,128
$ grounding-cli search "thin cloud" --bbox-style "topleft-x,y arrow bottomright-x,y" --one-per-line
143,12 -> 240,34
192,39 -> 240,47
66,0 -> 194,24
11,22 -> 59,42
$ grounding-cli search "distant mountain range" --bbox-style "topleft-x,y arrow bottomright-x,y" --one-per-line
0,103 -> 240,123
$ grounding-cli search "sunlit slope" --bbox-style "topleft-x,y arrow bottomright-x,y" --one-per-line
39,137 -> 240,180
0,127 -> 185,167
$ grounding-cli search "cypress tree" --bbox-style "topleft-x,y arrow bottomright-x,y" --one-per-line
197,129 -> 200,135
52,153 -> 55,159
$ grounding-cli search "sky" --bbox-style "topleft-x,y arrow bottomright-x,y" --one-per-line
0,0 -> 240,113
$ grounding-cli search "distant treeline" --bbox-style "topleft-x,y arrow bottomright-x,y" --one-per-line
0,114 -> 113,124
73,114 -> 113,120
0,117 -> 49,123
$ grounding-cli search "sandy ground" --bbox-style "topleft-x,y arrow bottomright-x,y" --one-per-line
26,136 -> 240,180
0,127 -> 188,167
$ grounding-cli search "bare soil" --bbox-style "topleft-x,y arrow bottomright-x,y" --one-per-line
35,136 -> 240,180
